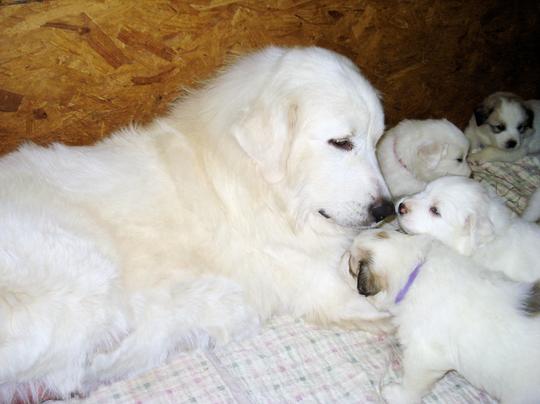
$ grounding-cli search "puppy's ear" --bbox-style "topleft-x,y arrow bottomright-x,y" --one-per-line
349,255 -> 381,297
417,142 -> 448,170
233,101 -> 298,183
456,213 -> 495,255
474,105 -> 492,126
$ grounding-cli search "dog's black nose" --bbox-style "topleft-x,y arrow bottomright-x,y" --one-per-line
398,202 -> 408,215
370,199 -> 395,222
505,139 -> 517,149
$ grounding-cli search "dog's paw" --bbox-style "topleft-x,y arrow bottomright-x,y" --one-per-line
467,151 -> 486,165
382,383 -> 421,404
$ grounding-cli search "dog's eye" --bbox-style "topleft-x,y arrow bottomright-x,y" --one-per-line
430,206 -> 441,216
456,157 -> 463,163
490,124 -> 505,133
328,138 -> 354,151
518,124 -> 527,134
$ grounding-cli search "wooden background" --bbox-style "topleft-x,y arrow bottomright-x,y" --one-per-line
0,0 -> 538,155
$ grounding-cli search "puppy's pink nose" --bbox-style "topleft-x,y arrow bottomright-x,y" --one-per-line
398,202 -> 408,215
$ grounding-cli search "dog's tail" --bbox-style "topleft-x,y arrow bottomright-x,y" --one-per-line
522,187 -> 540,222
521,280 -> 540,316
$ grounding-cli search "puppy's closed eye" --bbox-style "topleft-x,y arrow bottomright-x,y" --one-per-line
430,206 -> 441,217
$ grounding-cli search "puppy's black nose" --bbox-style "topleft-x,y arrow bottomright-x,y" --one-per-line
370,199 -> 395,222
398,202 -> 408,215
505,139 -> 517,149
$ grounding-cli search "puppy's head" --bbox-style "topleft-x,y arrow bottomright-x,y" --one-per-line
230,47 -> 392,229
473,92 -> 534,150
345,229 -> 429,308
405,119 -> 471,182
396,176 -> 498,255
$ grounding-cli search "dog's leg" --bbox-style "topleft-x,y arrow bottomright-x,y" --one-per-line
86,275 -> 259,385
469,145 -> 527,163
296,272 -> 392,333
382,346 -> 447,404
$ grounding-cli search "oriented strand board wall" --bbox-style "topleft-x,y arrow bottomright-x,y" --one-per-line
0,0 -> 538,155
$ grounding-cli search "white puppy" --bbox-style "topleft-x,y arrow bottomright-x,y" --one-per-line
345,229 -> 540,404
466,92 -> 540,163
377,119 -> 471,198
397,176 -> 540,282
0,46 -> 393,401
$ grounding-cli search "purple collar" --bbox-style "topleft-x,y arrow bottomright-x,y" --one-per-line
394,261 -> 423,304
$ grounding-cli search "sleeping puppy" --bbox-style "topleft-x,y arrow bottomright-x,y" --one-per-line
377,119 -> 471,198
397,176 -> 540,282
345,229 -> 540,404
465,92 -> 540,163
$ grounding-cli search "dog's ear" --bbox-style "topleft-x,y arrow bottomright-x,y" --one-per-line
232,101 -> 298,183
417,142 -> 448,170
456,213 -> 495,255
474,105 -> 492,126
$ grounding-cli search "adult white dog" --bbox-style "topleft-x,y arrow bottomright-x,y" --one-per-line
344,229 -> 540,404
397,176 -> 540,282
0,46 -> 394,401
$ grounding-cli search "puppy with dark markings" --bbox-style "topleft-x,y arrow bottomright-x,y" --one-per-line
343,229 -> 540,404
466,92 -> 540,163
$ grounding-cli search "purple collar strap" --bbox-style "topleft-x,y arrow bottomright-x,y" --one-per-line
394,261 -> 424,304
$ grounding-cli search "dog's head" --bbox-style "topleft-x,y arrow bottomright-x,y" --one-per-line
395,119 -> 471,182
473,92 -> 534,150
228,47 -> 392,229
344,229 -> 429,309
396,176 -> 499,255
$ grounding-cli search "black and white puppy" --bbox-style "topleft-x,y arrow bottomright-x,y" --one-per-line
344,229 -> 540,404
465,92 -> 540,163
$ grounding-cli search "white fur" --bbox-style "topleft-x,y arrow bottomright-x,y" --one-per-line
397,176 -> 540,282
466,92 -> 540,163
523,187 -> 540,222
345,229 -> 540,404
377,119 -> 471,198
0,46 -> 392,400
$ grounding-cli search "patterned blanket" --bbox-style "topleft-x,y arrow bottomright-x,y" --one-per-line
69,158 -> 539,404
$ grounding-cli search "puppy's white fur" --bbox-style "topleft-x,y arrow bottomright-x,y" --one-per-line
0,46 -> 392,400
466,92 -> 540,163
397,176 -> 540,282
377,119 -> 471,198
345,229 -> 540,404
523,187 -> 540,222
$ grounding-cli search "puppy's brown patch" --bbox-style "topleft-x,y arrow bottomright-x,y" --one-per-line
348,248 -> 371,278
376,231 -> 389,239
522,281 -> 540,316
357,261 -> 381,297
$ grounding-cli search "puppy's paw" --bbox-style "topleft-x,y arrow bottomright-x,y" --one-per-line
382,383 -> 420,404
467,152 -> 485,165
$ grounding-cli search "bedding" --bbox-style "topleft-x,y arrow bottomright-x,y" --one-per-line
68,158 -> 538,404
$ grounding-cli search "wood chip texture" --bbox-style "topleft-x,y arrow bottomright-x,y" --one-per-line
0,0 -> 538,154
